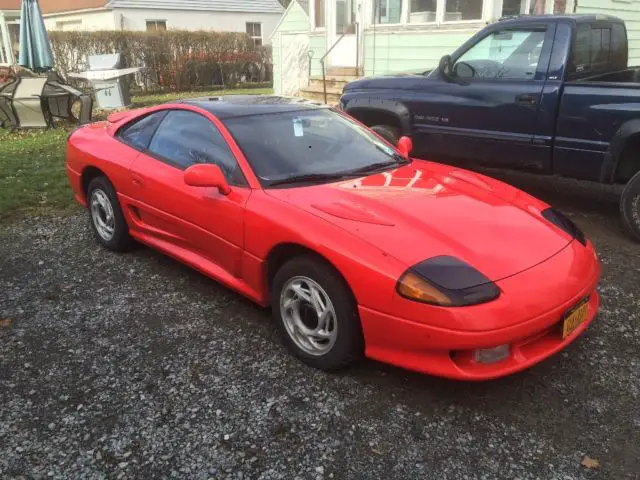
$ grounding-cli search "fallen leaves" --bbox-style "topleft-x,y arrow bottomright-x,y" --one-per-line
0,318 -> 12,328
581,455 -> 600,469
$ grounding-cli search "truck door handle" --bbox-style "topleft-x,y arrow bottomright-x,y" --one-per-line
516,94 -> 538,106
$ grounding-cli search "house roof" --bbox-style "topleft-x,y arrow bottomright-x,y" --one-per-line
2,0 -> 284,14
39,0 -> 106,13
0,0 -> 21,11
106,0 -> 284,13
297,0 -> 309,15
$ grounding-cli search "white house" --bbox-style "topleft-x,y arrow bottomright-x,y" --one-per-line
1,0 -> 284,65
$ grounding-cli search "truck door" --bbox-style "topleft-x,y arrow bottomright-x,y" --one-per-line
413,22 -> 556,171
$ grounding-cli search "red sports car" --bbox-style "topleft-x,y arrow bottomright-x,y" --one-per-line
66,95 -> 601,381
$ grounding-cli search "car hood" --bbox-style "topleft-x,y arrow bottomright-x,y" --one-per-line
266,161 -> 572,283
343,71 -> 434,91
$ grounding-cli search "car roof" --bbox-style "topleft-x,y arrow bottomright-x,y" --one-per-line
178,95 -> 329,119
498,13 -> 624,26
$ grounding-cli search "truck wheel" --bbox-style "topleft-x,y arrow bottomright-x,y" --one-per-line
371,125 -> 400,146
621,170 -> 640,242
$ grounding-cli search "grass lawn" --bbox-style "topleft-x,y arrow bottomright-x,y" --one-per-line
0,87 -> 272,223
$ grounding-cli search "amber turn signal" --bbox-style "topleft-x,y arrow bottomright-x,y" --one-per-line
397,272 -> 454,306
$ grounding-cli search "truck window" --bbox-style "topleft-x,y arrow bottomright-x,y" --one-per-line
454,29 -> 546,80
570,22 -> 627,76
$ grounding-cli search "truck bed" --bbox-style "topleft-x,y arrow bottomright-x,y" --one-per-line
576,67 -> 640,86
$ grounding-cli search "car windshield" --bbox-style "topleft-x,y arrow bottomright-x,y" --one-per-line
223,109 -> 407,187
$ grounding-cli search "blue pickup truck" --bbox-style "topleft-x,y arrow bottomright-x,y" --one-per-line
340,14 -> 640,242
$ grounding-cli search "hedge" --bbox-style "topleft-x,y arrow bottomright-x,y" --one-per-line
49,30 -> 272,92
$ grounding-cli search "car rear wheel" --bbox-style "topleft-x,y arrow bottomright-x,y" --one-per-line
621,170 -> 640,243
371,124 -> 400,146
87,176 -> 134,252
271,256 -> 363,371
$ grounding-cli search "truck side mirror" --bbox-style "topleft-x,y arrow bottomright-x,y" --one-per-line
439,55 -> 454,79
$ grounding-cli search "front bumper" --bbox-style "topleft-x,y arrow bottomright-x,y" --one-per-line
359,241 -> 601,381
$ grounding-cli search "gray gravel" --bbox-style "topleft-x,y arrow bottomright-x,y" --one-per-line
1,172 -> 639,479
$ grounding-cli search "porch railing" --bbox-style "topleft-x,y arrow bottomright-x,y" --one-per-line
319,22 -> 359,105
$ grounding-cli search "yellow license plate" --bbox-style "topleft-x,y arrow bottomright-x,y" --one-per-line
562,302 -> 590,339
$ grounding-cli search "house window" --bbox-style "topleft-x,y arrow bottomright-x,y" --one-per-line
444,0 -> 483,21
501,0 -> 523,16
146,20 -> 167,31
409,0 -> 437,23
246,22 -> 263,46
8,23 -> 20,46
373,0 -> 402,24
314,0 -> 326,28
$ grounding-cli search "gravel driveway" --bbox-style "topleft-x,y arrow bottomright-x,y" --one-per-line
1,172 -> 639,480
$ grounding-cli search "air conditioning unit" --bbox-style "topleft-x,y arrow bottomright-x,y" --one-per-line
409,11 -> 436,23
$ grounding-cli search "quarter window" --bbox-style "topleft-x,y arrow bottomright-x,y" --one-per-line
147,110 -> 245,185
117,111 -> 167,151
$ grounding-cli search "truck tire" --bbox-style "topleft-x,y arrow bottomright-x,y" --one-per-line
371,125 -> 400,146
621,170 -> 640,242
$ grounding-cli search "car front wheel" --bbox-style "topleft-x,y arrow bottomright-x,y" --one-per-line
271,256 -> 363,371
87,176 -> 134,252
621,170 -> 640,243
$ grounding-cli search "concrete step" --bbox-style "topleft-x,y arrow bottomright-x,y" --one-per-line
327,66 -> 363,76
308,75 -> 359,90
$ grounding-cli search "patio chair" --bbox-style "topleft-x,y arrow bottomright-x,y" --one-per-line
0,78 -> 18,129
10,76 -> 50,128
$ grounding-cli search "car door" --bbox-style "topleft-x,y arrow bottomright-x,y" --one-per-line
126,109 -> 251,278
413,23 -> 555,171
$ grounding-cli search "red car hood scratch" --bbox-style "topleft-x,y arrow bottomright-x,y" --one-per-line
266,160 -> 573,283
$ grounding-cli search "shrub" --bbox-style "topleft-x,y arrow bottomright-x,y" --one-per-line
49,30 -> 272,92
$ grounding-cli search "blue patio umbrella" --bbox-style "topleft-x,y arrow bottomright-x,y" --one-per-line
18,0 -> 54,72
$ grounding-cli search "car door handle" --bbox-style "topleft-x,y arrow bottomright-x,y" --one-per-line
132,174 -> 145,188
516,94 -> 539,106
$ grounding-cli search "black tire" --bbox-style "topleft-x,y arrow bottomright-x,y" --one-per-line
86,176 -> 135,252
371,124 -> 400,146
620,170 -> 640,242
271,256 -> 364,371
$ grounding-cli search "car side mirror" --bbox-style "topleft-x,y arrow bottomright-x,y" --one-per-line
438,54 -> 454,79
397,136 -> 413,158
184,164 -> 231,195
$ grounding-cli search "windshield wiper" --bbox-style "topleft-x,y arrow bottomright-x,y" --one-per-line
347,155 -> 409,176
267,172 -> 356,187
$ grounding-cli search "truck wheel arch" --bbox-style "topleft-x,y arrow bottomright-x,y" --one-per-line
605,119 -> 640,183
343,98 -> 412,137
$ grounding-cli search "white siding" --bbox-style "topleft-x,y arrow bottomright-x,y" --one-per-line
109,0 -> 284,14
43,10 -> 117,32
114,8 -> 282,43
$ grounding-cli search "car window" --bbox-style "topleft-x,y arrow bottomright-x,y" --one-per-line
148,110 -> 245,185
223,109 -> 404,187
454,29 -> 547,80
117,111 -> 167,150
